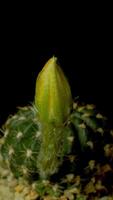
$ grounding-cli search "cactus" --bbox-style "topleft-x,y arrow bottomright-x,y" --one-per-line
0,106 -> 41,179
0,57 -> 113,199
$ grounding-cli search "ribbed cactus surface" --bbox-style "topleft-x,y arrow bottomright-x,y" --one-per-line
1,106 -> 41,178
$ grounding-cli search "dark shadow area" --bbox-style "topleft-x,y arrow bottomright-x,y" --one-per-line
0,15 -> 112,126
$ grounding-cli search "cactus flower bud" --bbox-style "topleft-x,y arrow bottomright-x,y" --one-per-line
35,56 -> 72,125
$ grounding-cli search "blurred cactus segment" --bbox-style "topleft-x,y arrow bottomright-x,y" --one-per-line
70,103 -> 107,151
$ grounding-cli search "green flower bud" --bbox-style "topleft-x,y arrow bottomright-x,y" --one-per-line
35,56 -> 72,125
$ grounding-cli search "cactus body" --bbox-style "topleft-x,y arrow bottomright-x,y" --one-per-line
1,106 -> 41,178
1,105 -> 74,179
0,57 -> 113,199
1,102 -> 110,179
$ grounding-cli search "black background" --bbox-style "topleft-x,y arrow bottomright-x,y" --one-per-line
0,5 -> 112,126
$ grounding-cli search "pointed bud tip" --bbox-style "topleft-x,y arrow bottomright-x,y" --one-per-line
43,56 -> 58,71
51,56 -> 57,62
